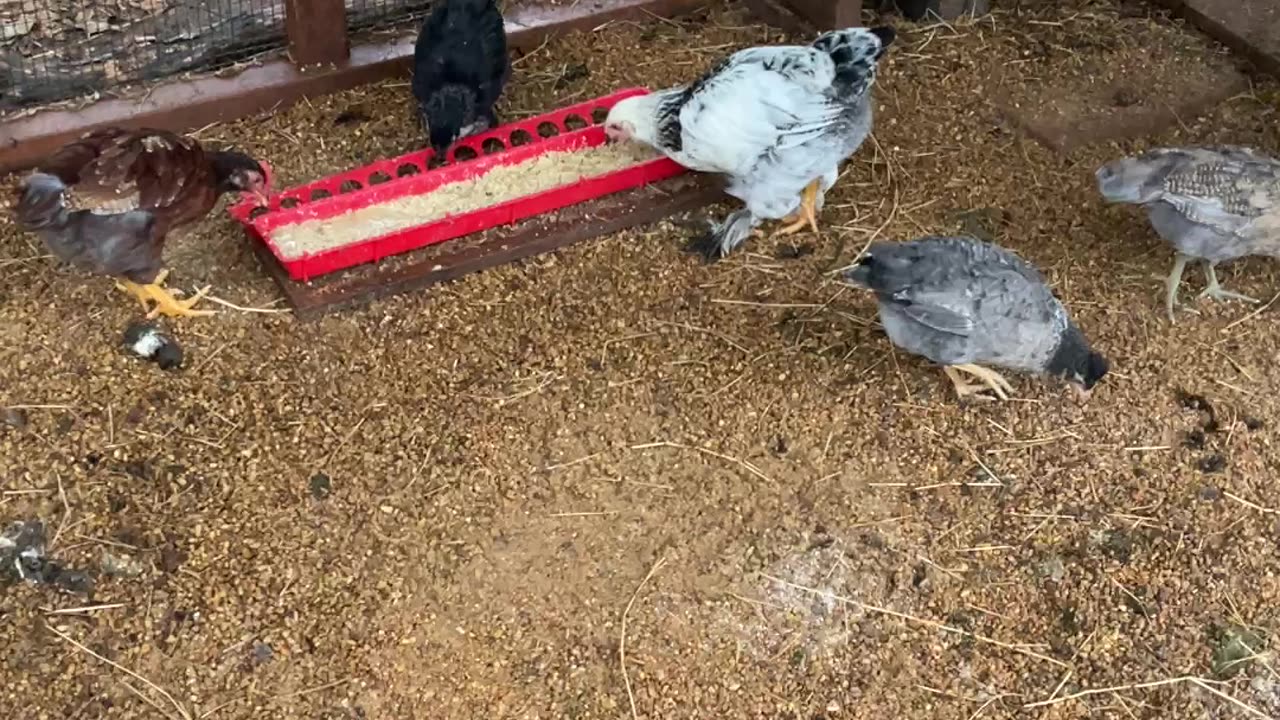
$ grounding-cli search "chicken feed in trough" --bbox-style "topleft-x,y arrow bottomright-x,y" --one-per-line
229,88 -> 686,282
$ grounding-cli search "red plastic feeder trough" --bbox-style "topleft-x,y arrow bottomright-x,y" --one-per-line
228,88 -> 687,282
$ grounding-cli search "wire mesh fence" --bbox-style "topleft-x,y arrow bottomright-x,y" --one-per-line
347,0 -> 435,34
0,0 -> 439,115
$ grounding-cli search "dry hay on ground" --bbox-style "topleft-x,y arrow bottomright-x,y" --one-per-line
2,2 -> 1280,719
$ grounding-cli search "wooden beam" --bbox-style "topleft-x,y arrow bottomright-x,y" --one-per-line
778,0 -> 862,30
285,0 -> 351,66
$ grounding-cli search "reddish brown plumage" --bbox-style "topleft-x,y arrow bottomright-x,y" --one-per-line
15,127 -> 268,286
37,127 -> 262,239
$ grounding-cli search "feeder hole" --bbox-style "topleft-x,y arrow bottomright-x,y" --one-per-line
427,155 -> 448,170
397,163 -> 421,177
280,197 -> 301,209
249,206 -> 269,220
536,121 -> 559,138
592,106 -> 609,124
340,179 -> 363,193
369,171 -> 392,185
481,138 -> 505,155
310,188 -> 332,201
453,146 -> 478,162
564,114 -> 587,131
510,129 -> 533,146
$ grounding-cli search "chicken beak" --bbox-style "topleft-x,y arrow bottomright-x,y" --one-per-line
251,189 -> 270,207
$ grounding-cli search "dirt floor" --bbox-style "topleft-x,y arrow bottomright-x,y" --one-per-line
4,1 -> 1280,718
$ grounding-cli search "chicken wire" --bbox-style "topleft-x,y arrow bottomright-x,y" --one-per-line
0,0 -> 437,115
345,0 -> 435,34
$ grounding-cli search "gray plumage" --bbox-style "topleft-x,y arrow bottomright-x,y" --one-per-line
16,172 -> 162,284
843,236 -> 1108,399
1096,145 -> 1280,320
603,26 -> 895,260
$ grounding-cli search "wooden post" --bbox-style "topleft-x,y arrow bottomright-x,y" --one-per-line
285,0 -> 351,67
780,0 -> 862,29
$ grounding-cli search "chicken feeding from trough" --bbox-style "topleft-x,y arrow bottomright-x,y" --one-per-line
229,88 -> 690,283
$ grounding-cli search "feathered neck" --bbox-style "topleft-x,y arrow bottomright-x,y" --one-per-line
629,88 -> 684,147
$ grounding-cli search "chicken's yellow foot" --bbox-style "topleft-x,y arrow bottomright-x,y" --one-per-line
773,180 -> 822,237
142,282 -> 214,318
115,279 -> 155,311
946,364 -> 1015,401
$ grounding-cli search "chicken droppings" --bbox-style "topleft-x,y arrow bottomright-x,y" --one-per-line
269,141 -> 660,260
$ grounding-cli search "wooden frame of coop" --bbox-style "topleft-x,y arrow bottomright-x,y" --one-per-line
0,0 -> 861,174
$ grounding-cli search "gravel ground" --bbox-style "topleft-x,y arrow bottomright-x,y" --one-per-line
3,2 -> 1280,719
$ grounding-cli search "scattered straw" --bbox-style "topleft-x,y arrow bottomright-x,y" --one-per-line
47,624 -> 191,720
201,295 -> 290,314
654,320 -> 751,354
49,474 -> 70,550
630,441 -> 774,484
321,402 -> 387,468
43,603 -> 126,615
540,452 -> 606,472
621,556 -> 667,720
762,574 -> 1067,667
1024,675 -> 1268,718
266,677 -> 352,701
1222,291 -> 1280,333
1223,492 -> 1277,515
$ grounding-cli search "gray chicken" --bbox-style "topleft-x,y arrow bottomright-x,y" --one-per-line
1095,145 -> 1280,321
842,236 -> 1109,401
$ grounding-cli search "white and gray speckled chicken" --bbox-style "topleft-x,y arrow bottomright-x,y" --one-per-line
843,236 -> 1109,402
603,26 -> 894,261
1096,145 -> 1280,321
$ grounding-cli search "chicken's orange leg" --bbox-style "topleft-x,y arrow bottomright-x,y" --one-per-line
115,269 -> 170,311
142,281 -> 214,319
773,180 -> 821,237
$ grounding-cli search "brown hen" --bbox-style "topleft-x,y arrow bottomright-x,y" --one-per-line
13,127 -> 268,318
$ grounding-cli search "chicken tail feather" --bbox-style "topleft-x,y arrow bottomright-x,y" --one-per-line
684,209 -> 758,262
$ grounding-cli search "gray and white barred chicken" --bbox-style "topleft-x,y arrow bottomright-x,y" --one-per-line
603,25 -> 895,260
1096,145 -> 1280,321
843,236 -> 1109,402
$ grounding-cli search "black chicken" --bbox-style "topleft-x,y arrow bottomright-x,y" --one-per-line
411,0 -> 510,154
14,127 -> 268,318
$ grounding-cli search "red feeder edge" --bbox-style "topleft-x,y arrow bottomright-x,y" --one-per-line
228,87 -> 688,282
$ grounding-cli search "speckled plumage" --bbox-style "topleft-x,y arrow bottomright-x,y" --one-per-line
604,26 -> 894,259
844,236 -> 1108,395
1098,145 -> 1280,258
1096,145 -> 1280,319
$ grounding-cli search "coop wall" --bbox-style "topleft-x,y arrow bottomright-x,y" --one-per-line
0,0 -> 437,115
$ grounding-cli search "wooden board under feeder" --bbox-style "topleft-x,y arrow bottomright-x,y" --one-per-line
253,173 -> 725,320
